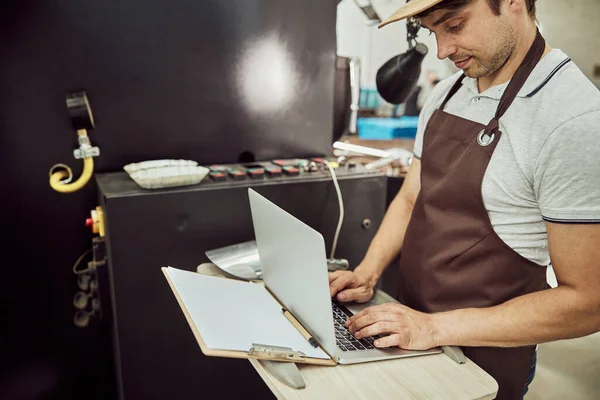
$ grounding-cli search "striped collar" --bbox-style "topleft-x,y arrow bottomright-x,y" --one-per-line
461,49 -> 572,99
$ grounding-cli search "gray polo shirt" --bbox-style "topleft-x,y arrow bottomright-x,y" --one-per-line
414,49 -> 600,266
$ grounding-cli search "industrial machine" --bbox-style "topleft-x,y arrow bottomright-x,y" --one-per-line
87,157 -> 390,399
0,0 -> 425,397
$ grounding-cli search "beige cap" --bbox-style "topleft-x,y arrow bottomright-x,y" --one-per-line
378,0 -> 446,28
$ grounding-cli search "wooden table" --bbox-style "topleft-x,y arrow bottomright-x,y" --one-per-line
250,351 -> 497,400
196,264 -> 498,400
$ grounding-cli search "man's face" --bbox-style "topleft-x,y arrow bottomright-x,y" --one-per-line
420,0 -> 517,79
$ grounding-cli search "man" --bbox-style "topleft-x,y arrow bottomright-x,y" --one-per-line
329,0 -> 600,398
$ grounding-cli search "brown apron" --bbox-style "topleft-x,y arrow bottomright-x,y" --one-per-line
398,31 -> 550,400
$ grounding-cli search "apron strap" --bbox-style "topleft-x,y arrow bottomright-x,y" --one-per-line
438,30 -> 546,137
485,29 -> 546,136
440,74 -> 467,110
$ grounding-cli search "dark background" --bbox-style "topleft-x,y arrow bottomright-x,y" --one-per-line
0,1 -> 338,398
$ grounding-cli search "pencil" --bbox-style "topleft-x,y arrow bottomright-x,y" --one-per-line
282,307 -> 319,348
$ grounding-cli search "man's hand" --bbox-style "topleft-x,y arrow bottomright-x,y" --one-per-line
345,303 -> 440,351
328,269 -> 376,303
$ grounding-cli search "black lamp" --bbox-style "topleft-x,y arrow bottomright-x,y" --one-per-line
376,15 -> 428,105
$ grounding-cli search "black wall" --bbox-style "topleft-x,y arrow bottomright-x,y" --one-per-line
0,1 -> 337,398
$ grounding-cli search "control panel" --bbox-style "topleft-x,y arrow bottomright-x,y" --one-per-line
204,157 -> 369,186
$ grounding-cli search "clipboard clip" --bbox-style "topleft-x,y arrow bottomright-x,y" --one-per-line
248,343 -> 307,362
250,344 -> 307,390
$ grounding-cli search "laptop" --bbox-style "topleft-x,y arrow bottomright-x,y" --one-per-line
248,188 -> 441,364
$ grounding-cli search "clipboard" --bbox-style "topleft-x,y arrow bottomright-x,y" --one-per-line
162,266 -> 337,366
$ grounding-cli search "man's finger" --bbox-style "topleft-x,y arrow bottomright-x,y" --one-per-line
355,321 -> 394,339
329,274 -> 353,297
336,287 -> 369,303
348,311 -> 390,333
329,275 -> 351,297
346,305 -> 387,326
373,333 -> 403,349
328,270 -> 344,283
347,310 -> 379,332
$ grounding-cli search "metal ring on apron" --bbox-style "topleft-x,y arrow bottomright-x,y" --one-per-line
477,130 -> 495,147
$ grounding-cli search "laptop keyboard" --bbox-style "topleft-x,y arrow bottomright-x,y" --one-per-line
332,299 -> 380,352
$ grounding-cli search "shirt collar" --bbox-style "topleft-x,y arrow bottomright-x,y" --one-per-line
461,49 -> 571,100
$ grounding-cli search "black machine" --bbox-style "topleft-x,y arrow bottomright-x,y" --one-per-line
93,158 -> 392,399
0,1 -> 407,399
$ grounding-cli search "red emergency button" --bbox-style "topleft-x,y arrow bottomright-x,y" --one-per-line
84,207 -> 105,237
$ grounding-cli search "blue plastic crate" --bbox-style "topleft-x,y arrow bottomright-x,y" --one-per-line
357,117 -> 419,140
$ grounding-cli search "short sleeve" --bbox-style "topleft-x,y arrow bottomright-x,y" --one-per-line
534,110 -> 600,223
413,75 -> 460,159
412,103 -> 430,159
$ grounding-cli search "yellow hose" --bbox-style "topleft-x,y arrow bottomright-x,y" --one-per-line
50,157 -> 94,193
49,129 -> 96,193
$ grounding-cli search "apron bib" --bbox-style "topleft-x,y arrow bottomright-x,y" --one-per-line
398,31 -> 550,400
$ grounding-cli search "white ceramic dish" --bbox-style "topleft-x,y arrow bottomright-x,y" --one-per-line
123,159 -> 198,175
128,165 -> 209,189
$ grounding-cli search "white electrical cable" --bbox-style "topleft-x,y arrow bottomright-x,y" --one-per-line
324,160 -> 344,260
